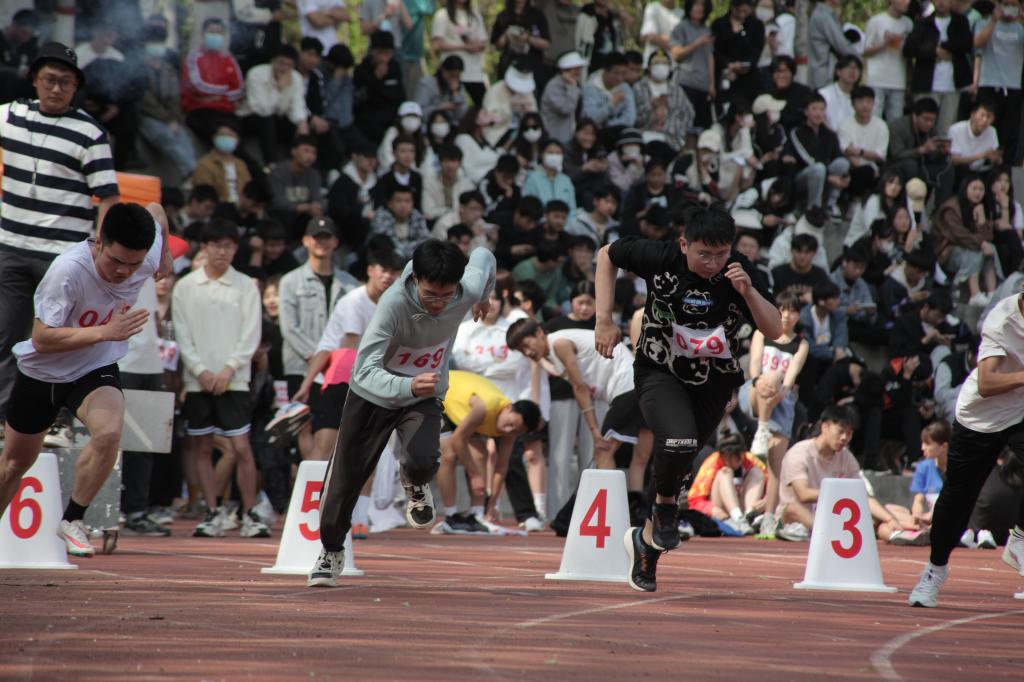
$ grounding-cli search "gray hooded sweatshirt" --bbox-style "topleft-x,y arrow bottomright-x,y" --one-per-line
349,247 -> 496,409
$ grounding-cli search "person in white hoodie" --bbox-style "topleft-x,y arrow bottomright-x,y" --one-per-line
237,44 -> 311,163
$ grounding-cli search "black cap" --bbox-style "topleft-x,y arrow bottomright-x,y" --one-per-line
31,42 -> 85,85
306,217 -> 338,237
370,30 -> 395,50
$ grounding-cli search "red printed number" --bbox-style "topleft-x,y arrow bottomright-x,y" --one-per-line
579,489 -> 611,548
10,477 -> 43,539
830,497 -> 863,559
298,480 -> 322,541
396,348 -> 445,369
78,308 -> 113,328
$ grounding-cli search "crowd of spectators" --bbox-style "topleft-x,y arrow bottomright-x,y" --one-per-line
3,0 -> 1023,544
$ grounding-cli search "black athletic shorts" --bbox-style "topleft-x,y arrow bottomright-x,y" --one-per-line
312,382 -> 349,433
601,390 -> 647,444
634,364 -> 735,451
184,391 -> 252,437
7,364 -> 122,435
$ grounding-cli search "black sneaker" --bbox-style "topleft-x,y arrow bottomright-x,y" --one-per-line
624,527 -> 662,592
307,548 -> 344,587
462,513 -> 492,535
124,514 -> 171,537
649,502 -> 680,551
403,483 -> 435,528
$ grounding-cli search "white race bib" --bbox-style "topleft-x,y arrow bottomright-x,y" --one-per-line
158,339 -> 180,372
386,343 -> 448,376
670,324 -> 731,360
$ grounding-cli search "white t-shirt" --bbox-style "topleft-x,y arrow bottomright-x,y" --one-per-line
819,83 -> 854,132
956,293 -> 1024,433
948,119 -> 999,171
778,438 -> 860,507
452,318 -> 528,399
15,229 -> 163,382
317,285 -> 377,353
864,12 -> 912,90
299,0 -> 346,50
118,277 -> 163,375
838,116 -> 890,167
546,328 -> 633,402
431,7 -> 488,83
640,2 -> 682,65
932,16 -> 955,92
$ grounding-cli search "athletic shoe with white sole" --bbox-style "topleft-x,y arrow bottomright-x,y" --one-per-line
1001,532 -> 1024,575
960,529 -> 977,548
724,517 -> 755,536
756,512 -> 778,540
649,502 -> 680,551
351,523 -> 369,539
240,510 -> 271,538
307,548 -> 344,587
58,519 -> 95,557
146,506 -> 175,525
624,527 -> 662,592
751,425 -> 771,458
193,510 -> 225,537
777,522 -> 810,542
402,482 -> 435,528
124,514 -> 171,537
908,563 -> 949,608
677,519 -> 695,540
976,529 -> 997,549
519,516 -> 545,532
43,425 -> 73,449
217,505 -> 240,531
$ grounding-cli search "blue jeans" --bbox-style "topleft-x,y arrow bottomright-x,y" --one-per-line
139,116 -> 197,178
795,157 -> 851,210
872,87 -> 906,124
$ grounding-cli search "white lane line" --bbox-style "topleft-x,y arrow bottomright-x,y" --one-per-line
512,593 -> 700,629
869,608 -> 1024,680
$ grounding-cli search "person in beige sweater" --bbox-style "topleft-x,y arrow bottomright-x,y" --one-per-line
191,123 -> 253,204
931,173 -> 996,306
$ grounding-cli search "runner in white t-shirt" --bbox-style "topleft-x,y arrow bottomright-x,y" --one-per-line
0,202 -> 166,558
910,292 -> 1024,608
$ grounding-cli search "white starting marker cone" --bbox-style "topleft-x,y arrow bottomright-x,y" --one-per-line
546,469 -> 630,583
794,477 -> 896,593
0,452 -> 76,570
262,460 -> 363,576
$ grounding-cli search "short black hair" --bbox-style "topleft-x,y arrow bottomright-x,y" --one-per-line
273,44 -> 299,63
515,279 -> 546,312
536,239 -> 562,263
812,280 -> 840,304
459,190 -> 485,207
603,52 -> 627,69
292,134 -> 317,149
834,54 -> 862,73
684,0 -> 708,23
388,184 -> 415,201
447,223 -> 473,241
546,199 -> 570,215
242,178 -> 273,204
624,50 -> 643,66
438,143 -> 463,161
202,17 -> 225,30
851,85 -> 874,101
300,36 -> 324,54
366,248 -> 407,270
496,154 -> 520,175
412,239 -> 467,284
913,97 -> 939,116
925,290 -> 953,314
592,184 -> 619,201
189,184 -> 219,205
511,400 -> 543,432
200,217 -> 239,244
771,55 -> 796,74
791,233 -> 819,253
819,404 -> 856,429
257,218 -> 287,242
506,318 -> 543,350
870,218 -> 893,239
392,133 -> 417,152
681,205 -> 735,247
972,96 -> 997,115
568,234 -> 597,251
842,245 -> 868,265
717,432 -> 747,457
775,290 -> 802,312
805,93 -> 826,108
516,195 -> 545,221
100,203 -> 156,251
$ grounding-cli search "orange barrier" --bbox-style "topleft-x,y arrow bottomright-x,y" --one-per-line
0,162 -> 162,206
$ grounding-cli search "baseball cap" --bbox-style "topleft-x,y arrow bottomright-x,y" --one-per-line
306,217 -> 338,238
557,51 -> 588,70
31,42 -> 85,85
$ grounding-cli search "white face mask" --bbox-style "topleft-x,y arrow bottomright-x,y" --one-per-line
401,116 -> 421,133
767,110 -> 781,125
755,7 -> 775,22
543,152 -> 563,171
522,127 -> 543,143
649,63 -> 671,82
622,144 -> 641,160
741,114 -> 755,128
430,121 -> 451,138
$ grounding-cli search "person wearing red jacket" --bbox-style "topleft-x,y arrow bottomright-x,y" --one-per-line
182,17 -> 244,143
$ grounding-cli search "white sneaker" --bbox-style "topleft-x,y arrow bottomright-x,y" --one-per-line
519,516 -> 545,532
751,425 -> 771,458
777,522 -> 809,542
307,548 -> 344,587
908,563 -> 949,608
216,505 -> 239,531
756,512 -> 777,539
960,529 -> 978,548
58,519 -> 95,557
193,510 -> 225,537
677,519 -> 695,540
240,510 -> 271,538
43,425 -> 73,449
724,517 -> 755,535
968,291 -> 992,307
1002,532 -> 1024,575
976,529 -> 997,549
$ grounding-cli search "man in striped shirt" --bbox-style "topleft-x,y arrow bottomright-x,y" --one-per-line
0,42 -> 168,429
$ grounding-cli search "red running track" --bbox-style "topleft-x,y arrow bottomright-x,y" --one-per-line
2,526 -> 1023,681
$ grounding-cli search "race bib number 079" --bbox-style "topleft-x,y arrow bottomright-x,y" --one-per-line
670,324 -> 731,360
386,343 -> 447,376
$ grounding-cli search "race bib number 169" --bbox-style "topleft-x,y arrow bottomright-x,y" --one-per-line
670,324 -> 731,360
386,343 -> 447,376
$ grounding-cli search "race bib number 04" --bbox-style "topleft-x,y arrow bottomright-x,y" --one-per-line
670,324 -> 731,360
386,343 -> 447,376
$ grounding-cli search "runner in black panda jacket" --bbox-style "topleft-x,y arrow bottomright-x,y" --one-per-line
595,204 -> 782,592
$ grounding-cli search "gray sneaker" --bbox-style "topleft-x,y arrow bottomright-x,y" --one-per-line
307,548 -> 344,587
403,483 -> 435,528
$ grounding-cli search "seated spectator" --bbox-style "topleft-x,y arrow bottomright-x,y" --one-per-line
378,101 -> 428,172
633,49 -> 694,151
949,98 -> 1001,191
0,9 -> 39,104
776,405 -> 914,541
447,223 -> 474,255
849,219 -> 898,289
231,0 -> 287,72
621,157 -> 679,237
268,135 -> 324,238
415,54 -> 470,124
988,166 -> 1024,277
181,17 -> 244,144
540,51 -> 586,144
321,44 -> 356,152
932,174 -> 997,306
756,177 -> 797,244
752,94 -> 788,180
480,153 -> 521,217
799,281 -> 849,390
839,85 -> 887,200
238,44 -> 311,164
887,97 -> 954,206
494,195 -> 545,269
879,248 -> 932,329
687,433 -> 766,535
568,183 -> 620,247
512,239 -> 566,309
138,23 -> 196,181
831,246 -> 879,344
370,185 -> 430,258
433,190 -> 496,250
423,143 -> 475,223
818,54 -> 860,132
638,204 -> 673,240
607,127 -> 646,195
80,27 -> 144,171
768,205 -> 829,273
539,199 -> 572,252
582,51 -> 637,138
372,132 -> 425,211
509,111 -> 549,174
75,24 -> 123,69
844,170 -> 909,248
455,106 -> 501,184
522,139 -> 577,222
482,61 -> 538,146
888,289 -> 955,361
879,352 -> 935,472
192,123 -> 252,205
327,139 -> 378,252
786,92 -> 850,216
177,184 -> 219,234
563,118 -> 610,209
423,110 -> 456,172
933,344 -> 975,423
734,230 -> 773,292
909,421 -> 949,534
709,101 -> 758,203
562,236 -> 597,290
258,219 -> 301,278
354,30 -> 404,146
768,55 -> 814,131
771,232 -> 829,304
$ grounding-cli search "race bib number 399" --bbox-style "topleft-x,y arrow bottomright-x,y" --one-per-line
386,343 -> 447,376
670,324 -> 731,360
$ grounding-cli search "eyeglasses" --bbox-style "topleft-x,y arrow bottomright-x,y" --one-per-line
695,251 -> 730,264
206,242 -> 236,252
37,75 -> 77,92
420,290 -> 457,304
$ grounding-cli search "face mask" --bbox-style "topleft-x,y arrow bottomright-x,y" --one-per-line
203,32 -> 226,51
741,114 -> 755,128
755,7 -> 775,22
767,110 -> 781,125
214,134 -> 238,154
430,121 -> 451,138
543,152 -> 563,171
622,144 -> 641,160
650,63 -> 671,82
522,127 -> 542,143
1004,6 -> 1020,18
400,116 -> 421,133
145,43 -> 167,59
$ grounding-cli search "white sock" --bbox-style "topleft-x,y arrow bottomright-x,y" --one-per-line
444,505 -> 458,516
757,420 -> 770,432
532,493 -> 546,516
729,508 -> 743,522
470,505 -> 485,519
353,495 -> 371,525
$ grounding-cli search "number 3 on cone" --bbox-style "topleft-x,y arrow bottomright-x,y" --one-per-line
579,489 -> 611,548
831,498 -> 862,559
